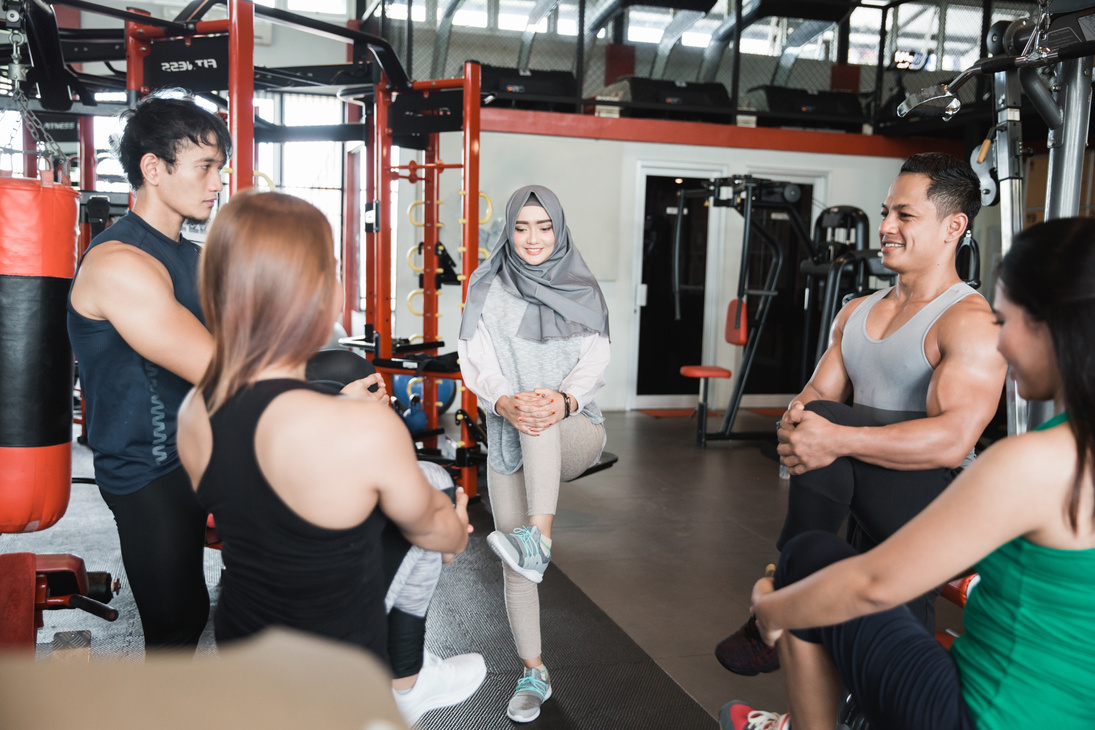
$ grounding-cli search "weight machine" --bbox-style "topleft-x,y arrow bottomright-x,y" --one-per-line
898,0 -> 1095,436
675,175 -> 819,445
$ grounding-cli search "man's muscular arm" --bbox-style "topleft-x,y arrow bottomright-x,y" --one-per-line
780,297 -> 1006,473
778,299 -> 859,427
70,242 -> 213,384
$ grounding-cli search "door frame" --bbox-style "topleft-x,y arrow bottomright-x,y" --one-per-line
626,160 -> 730,410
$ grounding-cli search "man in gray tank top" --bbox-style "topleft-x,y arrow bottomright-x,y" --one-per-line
716,153 -> 1007,676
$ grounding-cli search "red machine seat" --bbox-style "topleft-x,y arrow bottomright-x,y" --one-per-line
941,573 -> 979,609
680,365 -> 732,379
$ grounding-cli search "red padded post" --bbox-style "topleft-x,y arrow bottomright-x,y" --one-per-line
726,299 -> 748,347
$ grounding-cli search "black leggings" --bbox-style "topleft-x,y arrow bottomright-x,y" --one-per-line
778,532 -> 977,730
777,401 -> 959,629
100,467 -> 210,650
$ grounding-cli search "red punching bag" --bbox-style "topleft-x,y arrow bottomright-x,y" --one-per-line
0,170 -> 79,533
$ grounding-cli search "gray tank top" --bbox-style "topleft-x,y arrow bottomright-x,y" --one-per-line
841,282 -> 978,440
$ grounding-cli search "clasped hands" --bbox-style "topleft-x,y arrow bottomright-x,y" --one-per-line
496,388 -> 566,436
776,400 -> 841,475
750,576 -> 783,647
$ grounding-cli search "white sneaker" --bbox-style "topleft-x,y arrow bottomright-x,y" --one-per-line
393,651 -> 487,727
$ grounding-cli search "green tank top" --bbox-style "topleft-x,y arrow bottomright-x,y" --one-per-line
951,412 -> 1095,729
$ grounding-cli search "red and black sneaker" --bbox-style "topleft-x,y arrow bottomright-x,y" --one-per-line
719,701 -> 791,730
714,614 -> 780,676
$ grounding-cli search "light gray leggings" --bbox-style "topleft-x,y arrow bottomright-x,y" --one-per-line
384,461 -> 453,617
488,414 -> 606,660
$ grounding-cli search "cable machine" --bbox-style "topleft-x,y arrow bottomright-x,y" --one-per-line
898,0 -> 1095,436
674,175 -> 817,445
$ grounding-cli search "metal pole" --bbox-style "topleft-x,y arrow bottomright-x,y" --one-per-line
576,0 -> 586,110
341,143 -> 361,336
460,60 -> 481,497
364,113 -> 378,334
405,0 -> 413,79
375,72 -> 393,360
994,65 -> 1029,437
124,10 -> 152,104
78,116 -> 96,258
1030,54 -> 1093,430
423,135 -> 440,441
730,0 -> 742,113
229,0 -> 254,194
871,5 -> 888,126
1045,57 -> 1093,220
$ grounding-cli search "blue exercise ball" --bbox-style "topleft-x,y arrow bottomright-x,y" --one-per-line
392,375 -> 457,414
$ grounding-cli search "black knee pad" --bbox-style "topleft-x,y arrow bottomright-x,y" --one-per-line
388,608 -> 426,678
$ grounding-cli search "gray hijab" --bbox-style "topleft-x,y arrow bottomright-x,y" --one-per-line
459,185 -> 610,342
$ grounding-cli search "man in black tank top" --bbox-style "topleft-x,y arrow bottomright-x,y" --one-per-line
68,94 -> 232,650
716,153 -> 1008,675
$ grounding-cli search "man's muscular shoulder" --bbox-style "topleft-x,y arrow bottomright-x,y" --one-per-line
832,293 -> 872,332
925,291 -> 997,366
72,242 -> 173,320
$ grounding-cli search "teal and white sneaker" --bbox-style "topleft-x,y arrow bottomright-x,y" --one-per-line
487,525 -> 550,583
507,665 -> 552,723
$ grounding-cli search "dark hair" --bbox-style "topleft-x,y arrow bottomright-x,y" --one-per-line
999,217 -> 1095,532
113,91 -> 233,189
899,152 -> 981,225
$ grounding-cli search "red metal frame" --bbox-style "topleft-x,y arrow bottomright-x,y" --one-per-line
124,8 -> 251,193
120,13 -> 481,493
368,62 -> 483,496
373,73 -> 394,361
228,0 -> 253,193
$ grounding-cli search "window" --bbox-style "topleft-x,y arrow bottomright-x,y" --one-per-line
385,0 -> 428,23
287,0 -> 346,15
626,8 -> 672,44
847,6 -> 883,66
941,4 -> 984,71
498,0 -> 548,33
453,0 -> 488,28
92,114 -> 130,193
892,3 -> 942,72
280,94 -> 345,249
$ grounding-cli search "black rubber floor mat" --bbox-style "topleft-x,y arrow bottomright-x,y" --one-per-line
419,503 -> 717,729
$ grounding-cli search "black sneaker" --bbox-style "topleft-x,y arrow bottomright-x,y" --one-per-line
715,615 -> 780,676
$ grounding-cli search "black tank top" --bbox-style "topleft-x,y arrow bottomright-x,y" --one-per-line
196,379 -> 388,659
67,212 -> 204,494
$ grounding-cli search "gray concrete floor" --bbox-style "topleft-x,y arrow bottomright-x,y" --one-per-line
551,410 -> 790,718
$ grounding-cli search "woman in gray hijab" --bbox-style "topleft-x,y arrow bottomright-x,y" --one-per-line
458,185 -> 610,723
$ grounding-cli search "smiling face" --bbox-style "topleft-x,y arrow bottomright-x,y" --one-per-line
878,172 -> 965,274
994,282 -> 1062,403
154,140 -> 226,223
512,205 -> 556,266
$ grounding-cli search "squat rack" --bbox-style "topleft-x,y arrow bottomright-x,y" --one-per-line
351,62 -> 485,497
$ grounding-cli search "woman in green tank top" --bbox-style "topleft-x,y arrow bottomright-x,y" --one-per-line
722,217 -> 1095,730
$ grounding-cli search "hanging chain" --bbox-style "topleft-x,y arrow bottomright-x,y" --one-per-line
4,27 -> 70,174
